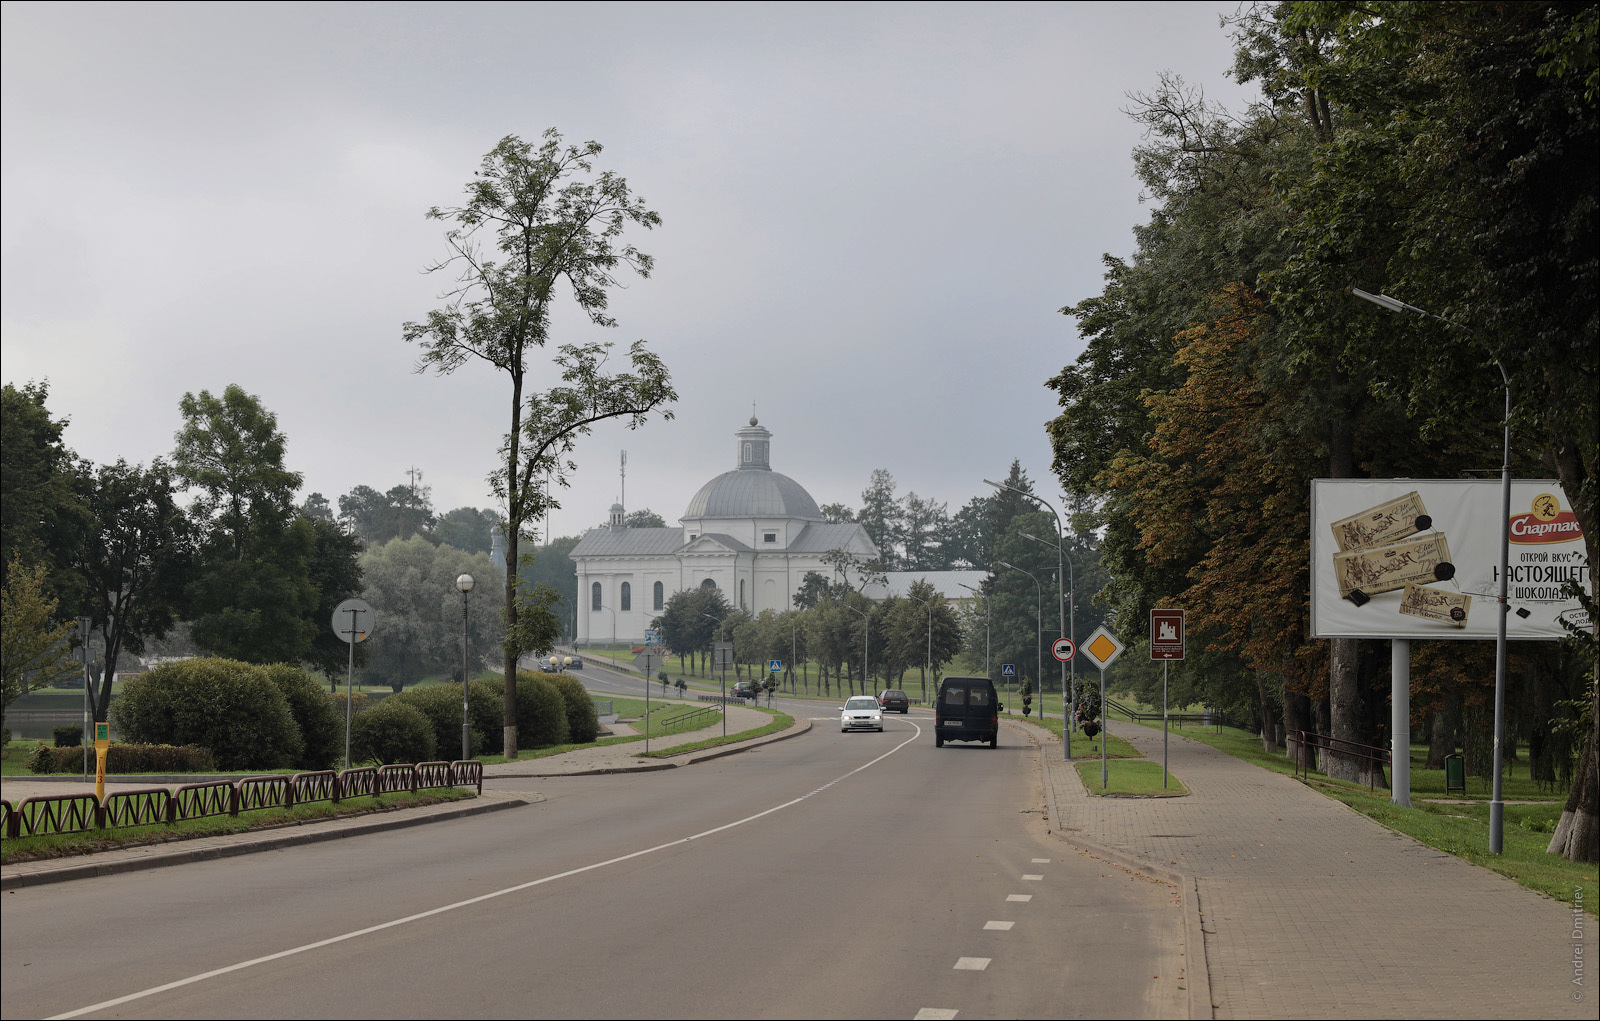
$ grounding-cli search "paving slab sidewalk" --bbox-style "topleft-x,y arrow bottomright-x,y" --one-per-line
1016,716 -> 1587,1020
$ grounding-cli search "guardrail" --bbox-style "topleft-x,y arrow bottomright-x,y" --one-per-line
3,760 -> 484,839
1293,730 -> 1390,792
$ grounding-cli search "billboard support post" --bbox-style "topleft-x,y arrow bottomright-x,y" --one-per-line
1491,360 -> 1512,854
1392,638 -> 1411,808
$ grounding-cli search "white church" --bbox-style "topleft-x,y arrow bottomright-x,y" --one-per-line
569,417 -> 984,645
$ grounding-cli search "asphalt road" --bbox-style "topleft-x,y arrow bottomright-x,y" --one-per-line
2,700 -> 1184,1020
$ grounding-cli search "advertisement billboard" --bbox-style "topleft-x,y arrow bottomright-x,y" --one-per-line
1309,479 -> 1589,640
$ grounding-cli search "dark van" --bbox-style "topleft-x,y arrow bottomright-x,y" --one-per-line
934,675 -> 1003,748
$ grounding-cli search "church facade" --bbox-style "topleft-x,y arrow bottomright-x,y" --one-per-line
569,418 -> 879,644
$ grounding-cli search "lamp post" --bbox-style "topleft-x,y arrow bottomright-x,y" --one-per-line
1351,286 -> 1512,852
702,612 -> 729,734
844,603 -> 869,695
1021,529 -> 1076,759
986,479 -> 1074,760
958,583 -> 990,690
456,574 -> 474,760
997,560 -> 1043,720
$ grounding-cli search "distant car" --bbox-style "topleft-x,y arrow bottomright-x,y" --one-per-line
731,680 -> 759,699
877,689 -> 910,713
840,695 -> 884,732
566,656 -> 583,670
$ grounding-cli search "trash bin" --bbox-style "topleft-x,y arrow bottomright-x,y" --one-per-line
1444,753 -> 1466,795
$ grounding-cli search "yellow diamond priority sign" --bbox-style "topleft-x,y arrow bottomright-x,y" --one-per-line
1080,626 -> 1125,670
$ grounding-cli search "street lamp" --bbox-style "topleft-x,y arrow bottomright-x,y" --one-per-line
456,573 -> 474,760
1351,285 -> 1513,853
1021,529 -> 1076,759
997,560 -> 1043,720
958,583 -> 990,688
703,612 -> 729,733
986,479 -> 1075,760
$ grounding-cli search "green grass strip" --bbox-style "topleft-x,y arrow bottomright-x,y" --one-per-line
1,788 -> 473,863
634,708 -> 794,759
1073,759 -> 1188,797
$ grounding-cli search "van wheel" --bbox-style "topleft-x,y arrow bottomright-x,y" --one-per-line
935,735 -> 944,748
989,733 -> 998,748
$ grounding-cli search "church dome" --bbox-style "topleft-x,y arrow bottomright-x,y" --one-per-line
682,470 -> 824,521
681,416 -> 823,522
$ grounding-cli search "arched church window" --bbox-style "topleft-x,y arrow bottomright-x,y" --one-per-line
620,582 -> 631,612
739,579 -> 746,609
591,582 -> 602,611
653,581 -> 664,610
701,578 -> 717,590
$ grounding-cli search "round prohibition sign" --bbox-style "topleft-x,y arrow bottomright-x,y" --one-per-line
1051,637 -> 1076,662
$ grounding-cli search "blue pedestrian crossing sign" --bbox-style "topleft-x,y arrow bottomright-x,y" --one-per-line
769,659 -> 782,672
1001,663 -> 1017,677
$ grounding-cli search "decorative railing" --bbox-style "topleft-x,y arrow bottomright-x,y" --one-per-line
3,760 -> 483,839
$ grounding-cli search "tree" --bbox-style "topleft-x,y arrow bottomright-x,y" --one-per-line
358,536 -> 502,691
654,585 -> 730,676
174,386 -> 318,664
70,458 -> 194,721
2,556 -> 78,722
337,477 -> 436,547
857,469 -> 904,569
405,130 -> 676,757
1,381 -> 85,602
300,492 -> 334,522
624,508 -> 666,528
435,506 -> 499,555
820,502 -> 856,524
301,515 -> 366,687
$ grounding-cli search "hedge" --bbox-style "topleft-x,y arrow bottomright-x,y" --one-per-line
108,658 -> 303,771
351,700 -> 436,765
541,671 -> 601,744
29,743 -> 217,774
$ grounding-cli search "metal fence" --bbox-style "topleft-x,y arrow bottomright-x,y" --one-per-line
2,760 -> 484,839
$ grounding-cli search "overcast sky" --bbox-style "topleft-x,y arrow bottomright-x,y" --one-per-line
2,1 -> 1259,543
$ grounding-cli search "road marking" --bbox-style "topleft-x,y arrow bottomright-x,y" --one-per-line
953,957 -> 991,971
914,1010 -> 959,1019
46,721 -> 926,1020
1021,874 -> 1043,881
1006,894 -> 1032,902
1031,857 -> 1050,863
983,921 -> 1014,930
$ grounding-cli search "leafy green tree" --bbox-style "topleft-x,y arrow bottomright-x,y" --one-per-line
820,503 -> 856,523
2,556 -> 78,722
337,478 -> 436,546
624,508 -> 666,528
519,535 -> 579,640
301,515 -> 366,687
405,130 -> 677,757
434,506 -> 499,555
1,381 -> 86,602
857,469 -> 904,569
70,458 -> 194,721
655,585 -> 731,676
358,536 -> 501,691
300,492 -> 334,522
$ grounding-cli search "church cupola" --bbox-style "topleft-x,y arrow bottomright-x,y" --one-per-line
736,416 -> 771,471
609,502 -> 625,529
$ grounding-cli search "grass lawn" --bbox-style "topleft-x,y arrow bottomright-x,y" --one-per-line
1,787 -> 473,863
1117,710 -> 1596,914
1074,759 -> 1188,797
635,708 -> 793,759
1003,717 -> 1142,758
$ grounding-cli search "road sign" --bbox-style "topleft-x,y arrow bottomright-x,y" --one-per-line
1000,663 -> 1017,677
1051,638 -> 1076,663
644,629 -> 661,646
1080,626 -> 1124,670
1151,608 -> 1185,660
768,659 -> 782,672
332,599 -> 374,643
714,641 -> 734,670
634,649 -> 663,674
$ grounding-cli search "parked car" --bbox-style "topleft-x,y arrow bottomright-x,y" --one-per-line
565,656 -> 584,670
877,689 -> 910,713
934,675 -> 1003,748
840,695 -> 884,732
731,680 -> 759,699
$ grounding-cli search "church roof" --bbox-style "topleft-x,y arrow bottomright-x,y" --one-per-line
570,526 -> 685,557
785,521 -> 875,553
681,469 -> 824,521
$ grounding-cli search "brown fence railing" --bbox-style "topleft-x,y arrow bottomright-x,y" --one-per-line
3,760 -> 483,839
1293,730 -> 1390,792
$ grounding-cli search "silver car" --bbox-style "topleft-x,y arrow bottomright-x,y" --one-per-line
840,695 -> 884,732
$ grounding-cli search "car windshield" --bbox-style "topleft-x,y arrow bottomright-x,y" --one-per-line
845,697 -> 878,710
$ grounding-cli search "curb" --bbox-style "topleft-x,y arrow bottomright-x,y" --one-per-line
1004,718 -> 1214,1021
1,793 -> 534,891
482,715 -> 813,778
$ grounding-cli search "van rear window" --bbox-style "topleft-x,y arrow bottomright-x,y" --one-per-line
968,688 -> 990,706
943,688 -> 966,706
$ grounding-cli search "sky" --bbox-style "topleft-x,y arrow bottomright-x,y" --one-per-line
2,1 -> 1260,544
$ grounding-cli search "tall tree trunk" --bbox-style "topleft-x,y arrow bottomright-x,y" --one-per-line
1547,419 -> 1599,862
1283,686 -> 1311,768
1256,671 -> 1277,754
1324,364 -> 1367,782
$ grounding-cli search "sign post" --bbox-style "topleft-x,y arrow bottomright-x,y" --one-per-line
1080,627 -> 1125,789
1051,639 -> 1076,758
635,647 -> 663,753
1150,609 -> 1185,788
94,721 -> 110,801
333,598 -> 375,770
715,641 -> 734,737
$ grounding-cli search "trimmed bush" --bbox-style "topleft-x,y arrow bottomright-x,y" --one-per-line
108,657 -> 303,771
503,672 -> 570,748
28,743 -> 216,774
392,684 -> 488,759
351,700 -> 436,765
259,663 -> 343,770
53,725 -> 83,748
542,671 -> 601,744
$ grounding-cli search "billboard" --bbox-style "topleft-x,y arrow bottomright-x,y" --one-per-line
1310,479 -> 1589,640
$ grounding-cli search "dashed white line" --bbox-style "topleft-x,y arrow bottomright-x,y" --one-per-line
913,1009 -> 959,1020
983,920 -> 1015,930
1031,857 -> 1051,863
1021,873 -> 1043,881
1006,894 -> 1033,902
953,957 -> 991,971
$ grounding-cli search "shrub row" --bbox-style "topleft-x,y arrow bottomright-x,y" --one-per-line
29,743 -> 217,774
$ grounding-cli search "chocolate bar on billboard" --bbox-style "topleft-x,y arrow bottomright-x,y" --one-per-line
1332,534 -> 1453,598
1330,491 -> 1431,552
1397,583 -> 1470,628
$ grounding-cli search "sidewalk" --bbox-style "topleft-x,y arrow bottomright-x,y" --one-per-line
1015,715 -> 1587,1020
2,704 -> 805,889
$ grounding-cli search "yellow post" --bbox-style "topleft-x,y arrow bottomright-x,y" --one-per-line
94,721 -> 110,802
